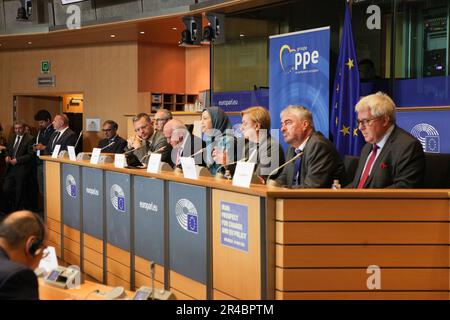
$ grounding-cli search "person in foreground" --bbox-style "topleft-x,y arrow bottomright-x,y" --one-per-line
348,92 -> 425,188
0,210 -> 47,300
275,105 -> 345,188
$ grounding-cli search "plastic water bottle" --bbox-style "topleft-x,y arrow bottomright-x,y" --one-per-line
331,179 -> 341,189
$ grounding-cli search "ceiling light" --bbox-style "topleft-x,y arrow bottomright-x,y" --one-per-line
172,27 -> 178,31
27,41 -> 32,45
240,34 -> 245,37
140,31 -> 145,34
110,34 -> 116,38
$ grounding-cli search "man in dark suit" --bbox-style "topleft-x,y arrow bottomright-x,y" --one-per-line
0,210 -> 47,300
1,121 -> 35,213
163,119 -> 205,168
32,109 -> 55,213
348,92 -> 425,188
275,106 -> 345,188
97,120 -> 127,153
46,114 -> 77,154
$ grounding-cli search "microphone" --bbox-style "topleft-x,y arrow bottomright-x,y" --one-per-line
190,147 -> 206,158
124,142 -> 147,155
154,146 -> 167,153
139,146 -> 167,166
215,156 -> 249,180
100,141 -> 115,151
266,150 -> 304,187
74,130 -> 83,150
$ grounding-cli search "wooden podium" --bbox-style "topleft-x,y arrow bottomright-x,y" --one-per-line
42,156 -> 450,300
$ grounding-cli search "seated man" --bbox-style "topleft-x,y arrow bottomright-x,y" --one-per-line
348,92 -> 425,188
276,105 -> 345,188
0,210 -> 47,300
153,109 -> 173,132
97,120 -> 127,153
163,119 -> 205,168
126,113 -> 172,166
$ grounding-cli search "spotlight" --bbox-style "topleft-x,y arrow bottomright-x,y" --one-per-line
16,0 -> 31,21
202,13 -> 225,44
179,16 -> 202,47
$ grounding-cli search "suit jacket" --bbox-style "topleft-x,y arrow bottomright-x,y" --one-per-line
131,130 -> 173,167
97,135 -> 127,154
349,125 -> 425,188
0,247 -> 39,300
172,134 -> 206,168
35,124 -> 55,156
46,128 -> 77,153
4,133 -> 34,176
276,131 -> 345,188
224,136 -> 285,179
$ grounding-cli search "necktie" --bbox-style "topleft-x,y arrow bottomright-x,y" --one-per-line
292,148 -> 303,185
12,136 -> 22,158
357,144 -> 379,188
176,147 -> 183,166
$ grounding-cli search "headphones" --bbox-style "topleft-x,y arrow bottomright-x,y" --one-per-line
28,213 -> 46,256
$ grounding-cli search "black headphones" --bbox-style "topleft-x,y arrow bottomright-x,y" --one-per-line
28,214 -> 45,256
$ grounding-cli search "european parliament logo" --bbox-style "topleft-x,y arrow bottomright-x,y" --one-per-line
410,123 -> 440,153
175,198 -> 198,234
110,184 -> 125,212
65,174 -> 77,198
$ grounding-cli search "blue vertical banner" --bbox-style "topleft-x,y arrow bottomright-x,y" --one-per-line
330,3 -> 364,157
269,27 -> 330,147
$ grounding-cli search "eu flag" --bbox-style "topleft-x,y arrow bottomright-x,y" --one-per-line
330,2 -> 364,157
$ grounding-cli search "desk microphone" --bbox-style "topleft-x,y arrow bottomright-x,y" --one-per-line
100,141 -> 115,151
190,147 -> 206,158
266,150 -> 304,187
73,130 -> 83,150
124,143 -> 147,155
215,156 -> 249,180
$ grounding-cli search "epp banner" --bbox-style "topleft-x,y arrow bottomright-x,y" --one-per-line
397,109 -> 450,153
269,27 -> 330,147
61,164 -> 81,230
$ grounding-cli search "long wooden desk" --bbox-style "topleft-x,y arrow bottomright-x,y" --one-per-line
41,156 -> 450,300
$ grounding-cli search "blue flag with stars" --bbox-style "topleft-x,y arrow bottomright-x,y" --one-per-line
331,2 -> 364,157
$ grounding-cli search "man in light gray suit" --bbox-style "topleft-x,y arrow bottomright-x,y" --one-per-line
276,105 -> 345,188
126,113 -> 172,167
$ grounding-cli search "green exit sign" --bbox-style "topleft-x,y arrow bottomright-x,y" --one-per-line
41,60 -> 51,74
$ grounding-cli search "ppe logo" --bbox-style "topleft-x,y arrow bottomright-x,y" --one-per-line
110,184 -> 125,212
279,44 -> 319,74
175,199 -> 198,234
65,174 -> 77,198
410,123 -> 440,153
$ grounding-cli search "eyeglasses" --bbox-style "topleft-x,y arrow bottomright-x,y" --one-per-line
102,128 -> 113,132
357,116 -> 382,127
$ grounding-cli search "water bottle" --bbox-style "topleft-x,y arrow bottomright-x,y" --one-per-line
331,179 -> 341,189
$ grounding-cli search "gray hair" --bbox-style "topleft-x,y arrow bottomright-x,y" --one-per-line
355,92 -> 396,123
280,105 -> 315,130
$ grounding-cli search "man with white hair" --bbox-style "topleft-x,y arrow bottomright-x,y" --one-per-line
163,119 -> 205,168
276,105 -> 345,188
349,92 -> 424,188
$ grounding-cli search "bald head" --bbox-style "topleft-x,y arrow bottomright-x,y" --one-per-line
53,114 -> 69,131
163,119 -> 188,148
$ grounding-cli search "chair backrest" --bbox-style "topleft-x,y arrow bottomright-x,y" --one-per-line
423,152 -> 450,188
343,155 -> 359,186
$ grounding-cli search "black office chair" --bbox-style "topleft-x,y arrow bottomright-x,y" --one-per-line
343,155 -> 359,187
423,152 -> 450,188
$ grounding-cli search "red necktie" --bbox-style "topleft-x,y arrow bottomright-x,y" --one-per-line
357,144 -> 379,189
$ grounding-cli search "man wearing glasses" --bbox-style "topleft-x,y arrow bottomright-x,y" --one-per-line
0,210 -> 47,299
153,109 -> 173,132
97,120 -> 127,153
349,92 -> 425,188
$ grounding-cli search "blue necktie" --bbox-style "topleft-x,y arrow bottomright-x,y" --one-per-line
292,148 -> 302,185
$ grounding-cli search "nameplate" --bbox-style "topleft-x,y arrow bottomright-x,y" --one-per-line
114,154 -> 126,168
38,246 -> 58,274
67,146 -> 77,161
90,148 -> 101,164
147,153 -> 162,173
232,161 -> 256,188
180,157 -> 198,180
51,145 -> 61,158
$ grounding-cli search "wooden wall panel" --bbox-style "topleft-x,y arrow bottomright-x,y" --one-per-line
45,161 -> 60,222
185,46 -> 210,94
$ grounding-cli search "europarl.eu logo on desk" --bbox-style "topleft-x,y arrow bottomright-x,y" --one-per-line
65,174 -> 77,198
175,199 -> 198,234
110,184 -> 126,212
